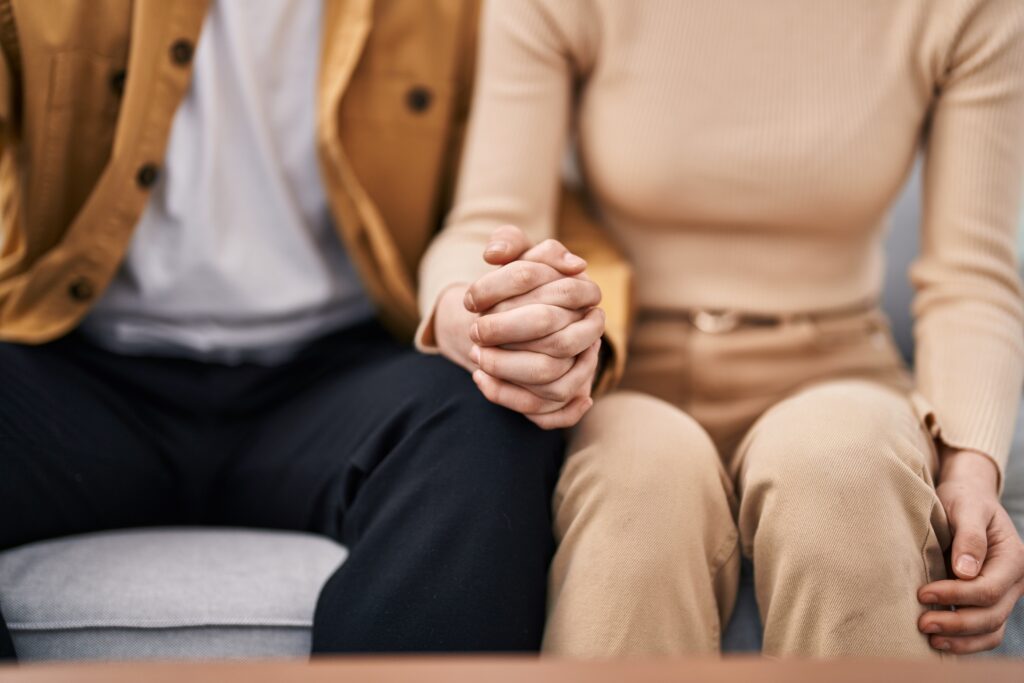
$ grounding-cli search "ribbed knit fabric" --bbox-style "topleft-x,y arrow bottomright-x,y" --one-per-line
419,0 -> 1024,477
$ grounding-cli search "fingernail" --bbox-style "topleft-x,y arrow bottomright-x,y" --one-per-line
463,291 -> 477,312
955,555 -> 980,577
472,369 -> 485,384
563,253 -> 586,268
935,640 -> 951,651
485,241 -> 509,256
920,593 -> 938,604
923,623 -> 941,634
469,345 -> 481,364
470,323 -> 480,343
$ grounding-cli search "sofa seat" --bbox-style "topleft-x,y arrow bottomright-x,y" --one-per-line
0,530 -> 346,660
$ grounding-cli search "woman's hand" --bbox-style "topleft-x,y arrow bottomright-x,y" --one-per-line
435,226 -> 605,429
917,449 -> 1024,654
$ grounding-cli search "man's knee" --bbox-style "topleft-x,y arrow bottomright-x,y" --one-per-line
399,354 -> 565,505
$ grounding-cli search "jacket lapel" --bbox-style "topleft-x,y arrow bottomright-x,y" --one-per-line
319,0 -> 374,137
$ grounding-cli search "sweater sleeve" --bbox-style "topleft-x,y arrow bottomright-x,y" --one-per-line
415,0 -> 583,350
912,0 -> 1024,486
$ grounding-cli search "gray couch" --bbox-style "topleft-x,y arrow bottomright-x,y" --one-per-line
1,167 -> 1022,660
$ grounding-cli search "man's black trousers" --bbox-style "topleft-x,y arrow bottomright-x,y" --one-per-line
0,320 -> 565,657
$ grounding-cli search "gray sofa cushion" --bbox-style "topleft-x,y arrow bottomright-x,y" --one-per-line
0,529 -> 346,660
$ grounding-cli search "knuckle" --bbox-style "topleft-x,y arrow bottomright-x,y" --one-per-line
550,391 -> 572,405
539,306 -> 558,331
550,332 -> 576,358
984,612 -> 1005,633
961,531 -> 988,554
538,239 -> 561,255
541,382 -> 572,403
534,356 -> 564,384
978,584 -> 1001,607
510,262 -> 536,289
556,280 -> 578,306
543,353 -> 566,373
523,394 -> 547,414
944,587 -> 964,605
575,282 -> 596,307
554,355 -> 575,377
1001,597 -> 1018,623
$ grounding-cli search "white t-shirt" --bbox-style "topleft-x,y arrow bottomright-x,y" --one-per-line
83,0 -> 373,364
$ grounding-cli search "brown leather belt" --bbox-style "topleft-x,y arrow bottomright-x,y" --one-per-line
638,301 -> 878,334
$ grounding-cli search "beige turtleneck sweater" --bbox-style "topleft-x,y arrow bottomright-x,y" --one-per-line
419,0 -> 1024,476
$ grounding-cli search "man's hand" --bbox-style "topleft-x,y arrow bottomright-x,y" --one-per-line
434,226 -> 605,429
917,449 -> 1024,654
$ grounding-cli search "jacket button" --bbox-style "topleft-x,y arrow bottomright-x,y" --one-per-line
110,69 -> 127,96
170,39 -> 194,66
405,86 -> 433,113
68,277 -> 94,302
136,164 -> 160,189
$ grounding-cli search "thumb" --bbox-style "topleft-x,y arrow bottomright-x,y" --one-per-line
949,500 -> 992,579
483,225 -> 533,265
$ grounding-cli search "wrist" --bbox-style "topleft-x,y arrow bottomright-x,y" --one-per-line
939,447 -> 999,495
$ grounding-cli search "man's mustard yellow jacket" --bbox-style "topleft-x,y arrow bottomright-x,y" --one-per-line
0,0 -> 631,384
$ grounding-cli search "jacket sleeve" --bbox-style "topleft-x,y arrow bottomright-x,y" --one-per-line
416,0 -> 632,393
912,0 -> 1024,490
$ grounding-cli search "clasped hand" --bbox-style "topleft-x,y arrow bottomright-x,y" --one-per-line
435,226 -> 605,429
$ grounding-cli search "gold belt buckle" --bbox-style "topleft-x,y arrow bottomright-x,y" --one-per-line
690,309 -> 741,334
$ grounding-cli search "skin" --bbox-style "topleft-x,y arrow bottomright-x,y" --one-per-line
434,225 -> 1024,653
434,225 -> 605,429
918,448 -> 1024,653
